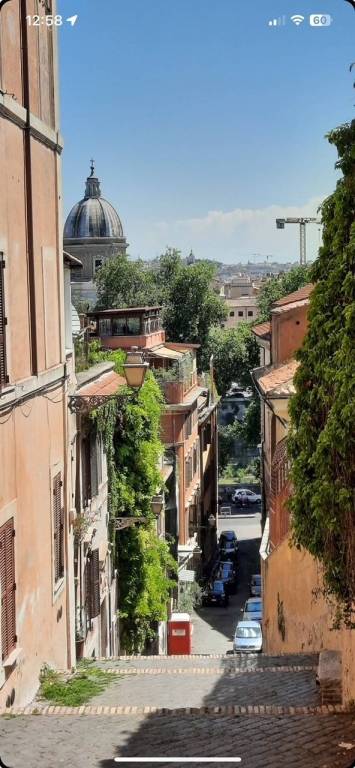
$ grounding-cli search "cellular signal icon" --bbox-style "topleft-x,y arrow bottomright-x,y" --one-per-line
290,14 -> 305,25
268,16 -> 286,26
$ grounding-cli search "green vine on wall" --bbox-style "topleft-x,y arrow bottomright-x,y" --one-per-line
91,361 -> 177,652
288,121 -> 355,626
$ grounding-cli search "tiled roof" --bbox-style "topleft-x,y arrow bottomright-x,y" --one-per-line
252,321 -> 271,338
272,284 -> 313,308
77,370 -> 126,398
257,360 -> 299,397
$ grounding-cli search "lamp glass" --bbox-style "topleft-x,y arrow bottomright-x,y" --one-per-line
124,363 -> 148,389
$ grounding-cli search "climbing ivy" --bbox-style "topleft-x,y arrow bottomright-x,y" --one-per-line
288,121 -> 355,625
92,366 -> 177,651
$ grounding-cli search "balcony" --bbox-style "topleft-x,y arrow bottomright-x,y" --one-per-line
159,370 -> 197,404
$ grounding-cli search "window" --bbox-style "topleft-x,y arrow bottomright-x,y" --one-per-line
53,473 -> 64,583
248,311 -> 253,317
0,253 -> 8,392
85,549 -> 100,622
99,318 -> 111,337
238,311 -> 244,317
0,519 -> 16,661
81,437 -> 92,508
184,413 -> 192,439
229,311 -> 235,317
94,258 -> 103,274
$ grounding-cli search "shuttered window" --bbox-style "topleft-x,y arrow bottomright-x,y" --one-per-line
0,253 -> 8,392
53,472 -> 64,582
0,519 -> 16,661
85,549 -> 100,621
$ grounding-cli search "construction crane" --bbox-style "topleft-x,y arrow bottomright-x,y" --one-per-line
276,217 -> 321,265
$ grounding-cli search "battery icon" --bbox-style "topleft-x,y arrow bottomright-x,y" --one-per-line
310,14 -> 333,26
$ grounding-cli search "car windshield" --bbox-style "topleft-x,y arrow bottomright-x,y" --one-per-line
236,627 -> 261,639
245,601 -> 261,612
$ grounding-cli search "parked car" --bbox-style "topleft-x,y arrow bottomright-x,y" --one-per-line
242,597 -> 263,622
219,530 -> 238,544
250,574 -> 262,597
232,489 -> 261,506
233,621 -> 262,653
202,579 -> 229,607
219,506 -> 232,517
213,560 -> 237,594
220,539 -> 238,561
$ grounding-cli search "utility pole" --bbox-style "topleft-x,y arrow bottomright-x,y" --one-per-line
276,218 -> 321,265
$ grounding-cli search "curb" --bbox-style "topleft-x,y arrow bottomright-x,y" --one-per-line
1,704 -> 347,718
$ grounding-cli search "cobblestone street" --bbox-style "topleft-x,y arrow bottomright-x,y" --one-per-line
1,709 -> 355,768
1,517 -> 354,768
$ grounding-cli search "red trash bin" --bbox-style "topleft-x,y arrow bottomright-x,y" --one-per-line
167,612 -> 192,655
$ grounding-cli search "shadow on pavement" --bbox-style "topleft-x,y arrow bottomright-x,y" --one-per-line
193,537 -> 261,647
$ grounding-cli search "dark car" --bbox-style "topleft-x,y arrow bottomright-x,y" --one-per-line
202,579 -> 229,607
220,540 -> 238,562
214,560 -> 237,594
219,530 -> 237,544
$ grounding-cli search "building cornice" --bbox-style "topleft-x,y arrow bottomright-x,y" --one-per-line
0,92 -> 63,154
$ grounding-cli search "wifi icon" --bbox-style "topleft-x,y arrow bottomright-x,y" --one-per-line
291,14 -> 305,25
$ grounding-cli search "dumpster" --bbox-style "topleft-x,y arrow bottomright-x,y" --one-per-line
167,612 -> 192,655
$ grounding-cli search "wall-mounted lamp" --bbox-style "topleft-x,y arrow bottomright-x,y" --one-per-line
123,347 -> 149,389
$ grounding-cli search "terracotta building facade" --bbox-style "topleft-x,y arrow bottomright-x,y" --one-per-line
253,285 -> 355,703
0,0 -> 75,706
88,307 -> 219,581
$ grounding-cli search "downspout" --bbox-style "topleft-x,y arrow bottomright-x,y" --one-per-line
20,0 -> 38,374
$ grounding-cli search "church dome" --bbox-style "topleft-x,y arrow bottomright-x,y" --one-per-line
64,162 -> 124,240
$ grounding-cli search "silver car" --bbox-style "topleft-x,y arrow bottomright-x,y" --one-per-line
233,621 -> 262,653
242,597 -> 263,622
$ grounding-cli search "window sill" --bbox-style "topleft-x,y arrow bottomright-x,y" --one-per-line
3,647 -> 22,669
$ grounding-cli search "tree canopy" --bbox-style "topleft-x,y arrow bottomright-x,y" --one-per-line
257,265 -> 311,321
201,323 -> 260,397
95,249 -> 227,361
288,121 -> 355,624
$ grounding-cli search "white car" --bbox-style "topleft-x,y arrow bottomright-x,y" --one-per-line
232,489 -> 261,505
242,597 -> 263,623
233,621 -> 262,653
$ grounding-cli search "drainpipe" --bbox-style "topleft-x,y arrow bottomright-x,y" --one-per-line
20,0 -> 38,374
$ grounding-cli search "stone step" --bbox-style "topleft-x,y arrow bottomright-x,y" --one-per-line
95,653 -> 319,672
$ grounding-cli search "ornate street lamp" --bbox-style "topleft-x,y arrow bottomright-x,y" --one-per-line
123,347 -> 149,389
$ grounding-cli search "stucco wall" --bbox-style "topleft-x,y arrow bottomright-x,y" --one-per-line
263,536 -> 355,703
0,392 -> 69,708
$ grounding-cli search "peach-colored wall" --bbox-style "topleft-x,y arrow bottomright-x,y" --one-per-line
0,0 -> 71,707
101,331 -> 165,350
272,304 -> 308,364
263,536 -> 355,703
0,392 -> 69,708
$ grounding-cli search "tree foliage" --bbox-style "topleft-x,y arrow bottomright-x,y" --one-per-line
257,265 -> 311,321
201,323 -> 260,396
95,256 -> 160,309
94,249 -> 227,362
288,121 -> 355,624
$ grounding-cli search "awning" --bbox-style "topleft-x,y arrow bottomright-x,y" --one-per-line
148,345 -> 184,360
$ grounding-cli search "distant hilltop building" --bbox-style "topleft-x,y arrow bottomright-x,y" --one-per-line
64,162 -> 128,307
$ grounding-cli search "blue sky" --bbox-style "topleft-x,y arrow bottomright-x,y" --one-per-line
58,1 -> 355,263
